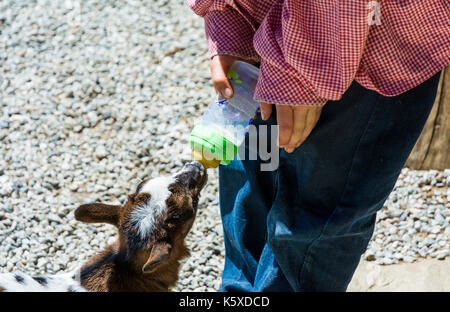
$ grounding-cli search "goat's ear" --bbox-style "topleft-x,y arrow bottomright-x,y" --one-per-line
142,242 -> 172,274
74,203 -> 121,227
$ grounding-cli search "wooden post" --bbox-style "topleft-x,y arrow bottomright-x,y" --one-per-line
406,67 -> 450,170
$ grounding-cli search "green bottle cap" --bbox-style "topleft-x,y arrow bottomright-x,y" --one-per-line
190,124 -> 238,166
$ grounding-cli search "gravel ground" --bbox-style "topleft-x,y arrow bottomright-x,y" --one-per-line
0,0 -> 448,292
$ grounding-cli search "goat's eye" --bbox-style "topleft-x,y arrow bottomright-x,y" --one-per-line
170,215 -> 181,221
166,210 -> 193,224
166,214 -> 182,224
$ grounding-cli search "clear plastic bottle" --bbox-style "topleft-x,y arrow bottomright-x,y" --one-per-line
190,61 -> 260,168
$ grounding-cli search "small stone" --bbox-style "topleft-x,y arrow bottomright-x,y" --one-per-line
403,256 -> 416,263
0,120 -> 10,129
95,146 -> 108,160
436,250 -> 449,260
73,125 -> 83,133
430,226 -> 442,234
48,214 -> 63,224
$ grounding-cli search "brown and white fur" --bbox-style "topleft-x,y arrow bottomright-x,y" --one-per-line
0,161 -> 207,292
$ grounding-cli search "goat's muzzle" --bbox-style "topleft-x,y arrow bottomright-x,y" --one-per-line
175,161 -> 207,192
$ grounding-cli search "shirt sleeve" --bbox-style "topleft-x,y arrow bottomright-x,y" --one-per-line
187,0 -> 260,61
253,0 -> 371,106
188,0 -> 372,106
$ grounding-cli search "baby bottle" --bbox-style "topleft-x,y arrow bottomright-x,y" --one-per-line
190,61 -> 260,168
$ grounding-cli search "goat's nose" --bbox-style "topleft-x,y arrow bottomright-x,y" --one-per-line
186,161 -> 204,173
185,162 -> 206,178
178,161 -> 207,187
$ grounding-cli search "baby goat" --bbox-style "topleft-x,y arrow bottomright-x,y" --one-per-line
0,162 -> 207,292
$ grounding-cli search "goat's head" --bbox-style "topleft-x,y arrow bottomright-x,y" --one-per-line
74,161 -> 207,274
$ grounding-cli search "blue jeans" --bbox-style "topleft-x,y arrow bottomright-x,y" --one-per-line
218,73 -> 441,292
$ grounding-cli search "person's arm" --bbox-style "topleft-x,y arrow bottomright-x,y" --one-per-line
254,1 -> 372,151
187,0 -> 259,62
189,1 -> 372,152
253,1 -> 371,107
188,0 -> 261,100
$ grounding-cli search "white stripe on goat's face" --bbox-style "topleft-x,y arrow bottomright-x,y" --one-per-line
130,176 -> 175,239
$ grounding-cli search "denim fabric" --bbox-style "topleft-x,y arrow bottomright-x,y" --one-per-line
218,73 -> 441,292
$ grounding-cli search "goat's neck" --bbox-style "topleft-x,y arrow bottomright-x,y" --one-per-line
78,242 -> 188,292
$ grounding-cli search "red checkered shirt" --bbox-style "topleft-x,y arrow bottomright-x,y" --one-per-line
187,0 -> 450,106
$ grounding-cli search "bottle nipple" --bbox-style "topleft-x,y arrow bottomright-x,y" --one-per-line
192,149 -> 220,169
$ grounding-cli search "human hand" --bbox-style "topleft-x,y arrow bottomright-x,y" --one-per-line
210,54 -> 239,99
210,55 -> 322,153
260,103 -> 322,153
210,55 -> 258,99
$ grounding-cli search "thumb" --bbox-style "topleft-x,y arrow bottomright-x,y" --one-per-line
210,55 -> 236,99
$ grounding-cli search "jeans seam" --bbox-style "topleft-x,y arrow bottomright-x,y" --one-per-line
296,94 -> 383,291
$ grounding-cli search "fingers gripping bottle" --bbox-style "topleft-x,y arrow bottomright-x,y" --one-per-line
190,61 -> 260,169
